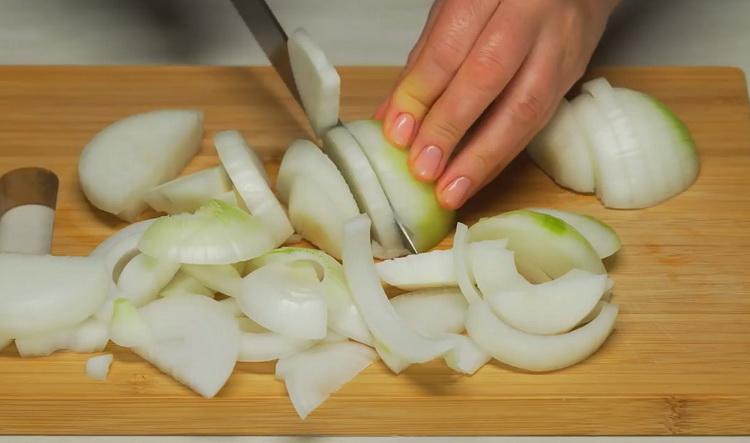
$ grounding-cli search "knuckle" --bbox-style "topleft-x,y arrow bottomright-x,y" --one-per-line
426,117 -> 465,143
425,36 -> 465,76
509,92 -> 546,126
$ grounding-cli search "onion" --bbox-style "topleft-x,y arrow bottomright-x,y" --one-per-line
288,177 -> 351,259
181,264 -> 242,297
160,271 -> 215,299
239,331 -> 316,362
238,262 -> 327,340
110,298 -> 152,348
138,200 -> 275,265
276,341 -> 376,419
469,210 -> 605,278
342,215 -> 451,364
452,223 -> 482,304
15,318 -> 109,357
527,98 -> 595,193
442,334 -> 491,375
90,219 -> 156,279
390,288 -> 467,336
345,120 -> 455,253
250,247 -> 372,345
322,126 -> 407,258
484,268 -> 608,335
219,297 -> 243,318
470,245 -> 535,295
115,253 -> 180,306
86,354 -> 114,381
144,166 -> 234,214
78,110 -> 203,221
214,130 -> 293,246
131,294 -> 240,398
466,300 -> 618,372
528,208 -> 620,259
375,240 -> 507,290
0,254 -> 108,338
287,28 -> 340,138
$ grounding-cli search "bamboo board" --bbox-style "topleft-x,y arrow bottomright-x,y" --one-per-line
0,66 -> 749,436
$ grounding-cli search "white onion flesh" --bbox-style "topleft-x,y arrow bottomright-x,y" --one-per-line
322,126 -> 406,258
86,354 -> 114,381
287,28 -> 340,138
181,264 -> 242,297
90,219 -> 156,280
0,254 -> 108,338
390,288 -> 467,337
466,300 -> 618,372
375,240 -> 507,290
219,297 -> 244,318
484,268 -> 608,335
138,200 -> 275,265
277,341 -> 376,419
469,210 -> 604,278
452,223 -> 482,304
238,262 -> 327,340
160,271 -> 215,299
115,253 -> 180,306
342,215 -> 451,364
250,247 -> 372,345
78,110 -> 203,221
144,166 -> 233,214
132,294 -> 240,398
15,318 -> 109,357
239,331 -> 316,362
110,299 -> 152,348
527,98 -> 595,193
528,208 -> 621,259
471,244 -> 530,295
214,130 -> 293,246
442,333 -> 491,375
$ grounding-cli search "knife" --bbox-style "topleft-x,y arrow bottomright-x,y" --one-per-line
230,0 -> 419,254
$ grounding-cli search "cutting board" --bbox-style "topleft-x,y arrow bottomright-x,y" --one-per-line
0,66 -> 749,436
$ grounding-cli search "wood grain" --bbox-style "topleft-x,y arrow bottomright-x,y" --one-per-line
0,66 -> 749,436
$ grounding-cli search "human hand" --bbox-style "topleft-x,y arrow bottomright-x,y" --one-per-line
374,0 -> 620,209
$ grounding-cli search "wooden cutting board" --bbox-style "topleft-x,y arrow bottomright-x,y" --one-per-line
0,66 -> 748,436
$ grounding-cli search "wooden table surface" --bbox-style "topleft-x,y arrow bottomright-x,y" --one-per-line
0,66 -> 748,436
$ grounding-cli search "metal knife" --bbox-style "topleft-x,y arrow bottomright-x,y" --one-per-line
230,0 -> 419,254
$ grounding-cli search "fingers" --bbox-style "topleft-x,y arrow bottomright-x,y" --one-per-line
407,3 -> 539,181
381,0 -> 500,147
436,46 -> 562,209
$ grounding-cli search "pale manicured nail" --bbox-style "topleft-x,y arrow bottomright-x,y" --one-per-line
413,145 -> 443,181
442,176 -> 471,209
388,112 -> 416,147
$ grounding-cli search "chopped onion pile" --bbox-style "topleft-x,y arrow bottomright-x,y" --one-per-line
528,77 -> 699,208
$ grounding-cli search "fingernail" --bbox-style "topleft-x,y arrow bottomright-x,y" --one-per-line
388,112 -> 415,147
413,145 -> 443,181
442,176 -> 471,209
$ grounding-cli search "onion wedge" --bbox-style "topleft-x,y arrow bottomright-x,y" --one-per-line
276,341 -> 376,419
466,300 -> 618,372
239,331 -> 316,362
528,208 -> 620,259
390,288 -> 467,336
144,166 -> 233,214
15,318 -> 109,357
115,253 -> 180,307
181,263 -> 242,297
138,199 -> 274,265
342,215 -> 451,364
214,130 -> 293,246
160,271 -> 215,299
453,223 -> 482,304
442,333 -> 491,375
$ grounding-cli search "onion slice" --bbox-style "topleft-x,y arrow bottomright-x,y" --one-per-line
138,199 -> 275,265
452,223 -> 482,304
110,299 -> 152,348
160,271 -> 215,298
528,208 -> 620,259
390,288 -> 467,336
214,130 -> 293,246
15,318 -> 109,357
144,166 -> 233,214
90,219 -> 156,279
276,341 -> 376,419
0,254 -> 108,338
288,177 -> 351,259
342,215 -> 451,364
239,331 -> 316,362
443,334 -> 491,375
115,253 -> 180,306
86,354 -> 114,381
181,264 -> 242,297
466,300 -> 618,372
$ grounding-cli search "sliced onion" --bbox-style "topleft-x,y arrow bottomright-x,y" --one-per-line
110,298 -> 152,348
469,209 -> 604,278
219,297 -> 244,318
390,288 -> 467,337
90,219 -> 156,279
86,354 -> 114,381
287,28 -> 340,138
527,98 -> 595,193
485,268 -> 608,335
374,341 -> 411,374
160,271 -> 215,299
322,126 -> 406,258
15,318 -> 109,357
78,110 -> 203,221
238,262 -> 327,340
528,208 -> 621,259
236,316 -> 266,333
181,264 -> 242,297
343,215 -> 451,364
452,223 -> 482,304
277,341 -> 376,419
442,334 -> 491,375
138,199 -> 275,265
0,254 -> 108,338
144,166 -> 234,214
214,130 -> 293,246
375,240 -> 508,290
239,331 -> 316,362
132,294 -> 240,398
471,246 -> 533,295
466,300 -> 618,372
115,253 -> 180,307
288,177 -> 350,259
250,247 -> 372,345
